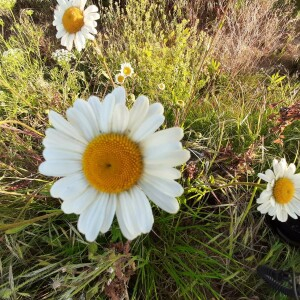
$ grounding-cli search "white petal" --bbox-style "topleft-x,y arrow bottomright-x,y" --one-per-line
78,193 -> 109,242
292,174 -> 300,188
145,149 -> 190,167
141,174 -> 183,197
116,195 -> 139,240
66,33 -> 75,51
50,172 -> 85,198
74,32 -> 84,51
99,93 -> 115,133
56,28 -> 67,39
48,110 -> 88,144
73,0 -> 81,7
127,95 -> 149,135
139,180 -> 179,213
84,5 -> 99,14
100,194 -> 117,233
143,142 -> 182,159
43,148 -> 82,161
276,205 -> 288,222
81,26 -> 95,40
84,24 -> 97,33
111,104 -> 129,133
88,96 -> 103,130
66,106 -> 96,141
270,196 -> 276,207
257,171 -> 273,183
285,163 -> 296,177
62,187 -> 98,215
73,99 -> 99,136
77,31 -> 86,49
285,204 -> 298,219
79,0 -> 87,10
257,201 -> 272,214
130,114 -> 165,142
53,19 -> 61,26
55,23 -> 64,32
268,205 -> 276,216
141,127 -> 184,149
117,191 -> 140,237
59,176 -> 89,202
256,189 -> 272,204
85,12 -> 100,20
130,187 -> 154,233
43,128 -> 86,154
147,103 -> 164,116
57,0 -> 67,6
61,33 -> 69,47
39,160 -> 82,177
112,87 -> 126,105
289,199 -> 300,216
144,165 -> 181,180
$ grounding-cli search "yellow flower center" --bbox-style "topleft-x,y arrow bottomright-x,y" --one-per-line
117,75 -> 125,83
82,133 -> 143,194
273,177 -> 295,204
123,66 -> 132,76
62,7 -> 84,34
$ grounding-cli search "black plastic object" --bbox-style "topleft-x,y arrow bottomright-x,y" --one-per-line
265,215 -> 300,248
257,265 -> 300,299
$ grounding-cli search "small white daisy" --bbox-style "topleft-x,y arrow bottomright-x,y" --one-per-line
257,158 -> 300,222
53,0 -> 100,51
39,87 -> 190,242
115,73 -> 125,85
158,83 -> 165,91
176,100 -> 185,108
120,63 -> 134,77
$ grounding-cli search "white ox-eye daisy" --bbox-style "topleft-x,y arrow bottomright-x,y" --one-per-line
39,87 -> 190,241
120,63 -> 134,77
115,73 -> 125,85
53,0 -> 100,51
257,158 -> 300,222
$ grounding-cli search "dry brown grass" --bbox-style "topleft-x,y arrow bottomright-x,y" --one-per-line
211,0 -> 297,75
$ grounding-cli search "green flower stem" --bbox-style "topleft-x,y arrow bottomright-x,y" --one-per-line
93,39 -> 116,87
211,181 -> 265,191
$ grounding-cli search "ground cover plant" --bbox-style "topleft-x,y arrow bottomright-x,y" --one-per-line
0,0 -> 300,299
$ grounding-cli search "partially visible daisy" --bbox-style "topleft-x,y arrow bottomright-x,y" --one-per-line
39,87 -> 190,242
115,73 -> 125,85
176,100 -> 185,108
257,158 -> 300,222
158,83 -> 165,91
120,63 -> 134,77
53,0 -> 100,51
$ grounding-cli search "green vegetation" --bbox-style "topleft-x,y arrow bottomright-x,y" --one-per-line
0,0 -> 299,299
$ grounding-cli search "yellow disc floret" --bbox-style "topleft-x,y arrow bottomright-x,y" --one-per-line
117,74 -> 125,84
273,177 -> 295,204
82,133 -> 143,194
123,67 -> 132,76
62,7 -> 84,34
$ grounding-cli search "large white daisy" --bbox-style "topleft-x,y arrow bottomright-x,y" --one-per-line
39,87 -> 190,241
257,158 -> 300,222
53,0 -> 100,51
